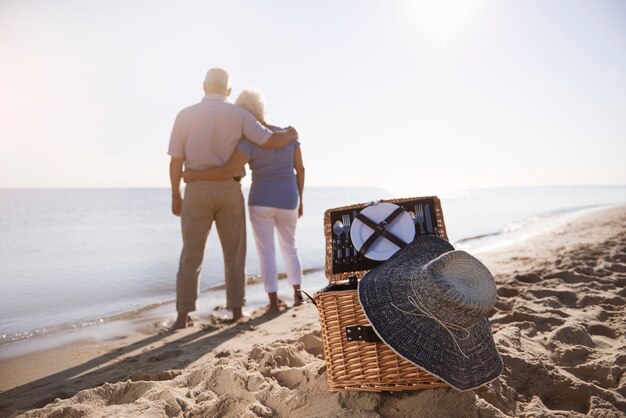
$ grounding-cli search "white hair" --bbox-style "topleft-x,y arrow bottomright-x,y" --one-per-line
235,88 -> 266,122
204,68 -> 230,91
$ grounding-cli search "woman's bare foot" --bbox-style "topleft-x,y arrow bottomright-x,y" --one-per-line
293,285 -> 303,306
266,304 -> 281,313
171,312 -> 192,330
266,292 -> 285,313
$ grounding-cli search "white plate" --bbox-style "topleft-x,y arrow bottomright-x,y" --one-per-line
350,202 -> 414,261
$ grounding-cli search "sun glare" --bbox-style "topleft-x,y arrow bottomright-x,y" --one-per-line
412,0 -> 474,43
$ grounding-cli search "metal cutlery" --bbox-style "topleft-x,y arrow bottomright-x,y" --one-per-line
424,203 -> 432,234
352,210 -> 359,263
414,204 -> 425,235
408,210 -> 417,238
342,214 -> 351,265
332,220 -> 343,263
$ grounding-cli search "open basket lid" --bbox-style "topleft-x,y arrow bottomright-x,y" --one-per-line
323,196 -> 449,283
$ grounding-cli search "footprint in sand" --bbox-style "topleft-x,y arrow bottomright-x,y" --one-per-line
493,299 -> 515,312
544,271 -> 590,284
587,323 -> 618,339
549,324 -> 595,348
565,355 -> 626,390
298,331 -> 324,357
248,340 -> 325,391
527,289 -> 578,306
129,370 -> 183,382
492,311 -> 565,330
606,263 -> 626,273
249,343 -> 308,370
147,349 -> 184,363
574,266 -> 596,276
214,350 -> 230,358
514,273 -> 542,283
579,294 -> 626,307
496,286 -> 519,298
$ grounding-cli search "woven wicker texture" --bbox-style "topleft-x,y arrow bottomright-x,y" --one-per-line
324,196 -> 448,283
315,289 -> 447,392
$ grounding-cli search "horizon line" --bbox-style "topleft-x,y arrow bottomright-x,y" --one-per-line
1,183 -> 626,191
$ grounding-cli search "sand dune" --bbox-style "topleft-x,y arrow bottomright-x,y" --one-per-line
1,206 -> 625,417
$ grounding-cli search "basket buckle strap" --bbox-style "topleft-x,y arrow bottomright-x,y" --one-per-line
299,289 -> 317,308
345,325 -> 382,343
355,206 -> 408,256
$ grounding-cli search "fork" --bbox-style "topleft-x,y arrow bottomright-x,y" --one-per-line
332,220 -> 343,263
414,204 -> 425,235
342,214 -> 351,264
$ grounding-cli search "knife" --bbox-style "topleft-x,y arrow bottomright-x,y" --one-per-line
352,210 -> 358,265
424,203 -> 433,234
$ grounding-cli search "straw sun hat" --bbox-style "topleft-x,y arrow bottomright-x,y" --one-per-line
358,235 -> 503,391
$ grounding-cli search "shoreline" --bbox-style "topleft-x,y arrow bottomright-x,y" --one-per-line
0,267 -> 327,348
0,203 -> 618,350
1,205 -> 625,416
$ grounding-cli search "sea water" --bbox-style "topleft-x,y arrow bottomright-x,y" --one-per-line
0,185 -> 625,345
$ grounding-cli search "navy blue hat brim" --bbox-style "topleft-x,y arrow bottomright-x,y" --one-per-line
358,236 -> 503,391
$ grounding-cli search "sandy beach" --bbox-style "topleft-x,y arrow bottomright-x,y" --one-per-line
1,206 -> 625,417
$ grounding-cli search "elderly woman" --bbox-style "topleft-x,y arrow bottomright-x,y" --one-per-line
183,89 -> 305,312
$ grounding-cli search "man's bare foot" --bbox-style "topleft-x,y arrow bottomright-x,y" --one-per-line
232,307 -> 244,321
171,312 -> 191,330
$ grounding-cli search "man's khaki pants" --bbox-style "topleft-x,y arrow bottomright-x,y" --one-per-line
176,180 -> 246,313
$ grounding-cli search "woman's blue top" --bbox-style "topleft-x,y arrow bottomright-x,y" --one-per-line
237,135 -> 300,210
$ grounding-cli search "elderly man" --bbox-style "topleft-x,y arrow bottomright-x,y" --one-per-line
168,68 -> 298,328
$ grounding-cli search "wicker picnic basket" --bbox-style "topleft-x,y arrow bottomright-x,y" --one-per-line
314,196 -> 449,392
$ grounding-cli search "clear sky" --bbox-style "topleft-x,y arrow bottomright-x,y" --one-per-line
1,0 -> 624,194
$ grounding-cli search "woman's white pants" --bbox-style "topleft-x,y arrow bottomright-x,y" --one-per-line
248,205 -> 303,293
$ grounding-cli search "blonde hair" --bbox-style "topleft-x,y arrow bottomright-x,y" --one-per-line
235,88 -> 266,122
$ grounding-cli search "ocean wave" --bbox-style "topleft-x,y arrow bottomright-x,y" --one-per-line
452,204 -> 602,247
